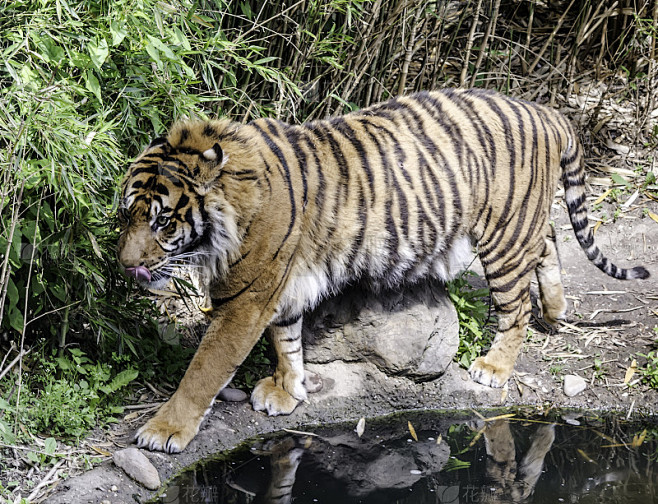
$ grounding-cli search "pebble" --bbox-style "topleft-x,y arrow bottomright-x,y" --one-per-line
113,448 -> 161,490
563,374 -> 587,397
218,387 -> 249,402
304,371 -> 323,394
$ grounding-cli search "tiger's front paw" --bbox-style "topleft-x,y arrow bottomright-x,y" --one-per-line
251,376 -> 305,416
135,400 -> 202,453
469,356 -> 513,388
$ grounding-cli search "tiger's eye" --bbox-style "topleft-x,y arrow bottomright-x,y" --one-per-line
156,215 -> 171,228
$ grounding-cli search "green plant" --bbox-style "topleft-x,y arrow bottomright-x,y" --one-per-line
1,348 -> 138,441
232,339 -> 273,390
593,356 -> 608,381
448,271 -> 494,369
639,350 -> 658,389
549,364 -> 564,376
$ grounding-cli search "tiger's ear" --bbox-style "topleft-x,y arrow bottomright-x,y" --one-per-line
196,143 -> 226,195
148,136 -> 169,149
202,143 -> 223,163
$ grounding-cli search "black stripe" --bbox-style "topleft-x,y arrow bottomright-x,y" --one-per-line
332,120 -> 375,205
252,123 -> 296,261
211,278 -> 258,308
273,314 -> 302,327
283,126 -> 309,209
362,122 -> 411,239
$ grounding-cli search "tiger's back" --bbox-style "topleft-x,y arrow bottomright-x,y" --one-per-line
266,89 -> 568,297
118,88 -> 648,453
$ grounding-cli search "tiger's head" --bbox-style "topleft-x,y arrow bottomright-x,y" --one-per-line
117,121 -> 245,289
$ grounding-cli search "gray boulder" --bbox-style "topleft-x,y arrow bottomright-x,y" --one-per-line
303,280 -> 458,380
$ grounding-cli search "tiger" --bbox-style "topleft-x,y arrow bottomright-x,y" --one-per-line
117,88 -> 649,453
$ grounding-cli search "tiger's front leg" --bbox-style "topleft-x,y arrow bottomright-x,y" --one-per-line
136,303 -> 267,453
251,315 -> 307,416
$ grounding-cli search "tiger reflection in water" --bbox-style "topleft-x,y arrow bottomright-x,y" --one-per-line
482,420 -> 555,502
226,420 -> 556,504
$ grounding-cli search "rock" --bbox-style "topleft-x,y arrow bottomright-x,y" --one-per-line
112,448 -> 161,490
303,280 -> 458,380
218,387 -> 249,402
563,374 -> 587,397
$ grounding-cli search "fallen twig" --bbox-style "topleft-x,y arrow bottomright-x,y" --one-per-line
26,459 -> 67,502
589,306 -> 644,320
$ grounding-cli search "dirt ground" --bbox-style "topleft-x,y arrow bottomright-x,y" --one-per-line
38,189 -> 658,504
506,191 -> 658,411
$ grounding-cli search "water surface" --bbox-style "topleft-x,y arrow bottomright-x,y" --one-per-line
158,410 -> 658,503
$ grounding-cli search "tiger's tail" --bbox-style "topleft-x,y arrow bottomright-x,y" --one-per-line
561,132 -> 649,280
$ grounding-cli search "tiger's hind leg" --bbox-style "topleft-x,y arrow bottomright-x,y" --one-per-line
536,225 -> 567,325
251,316 -> 307,416
469,251 -> 536,388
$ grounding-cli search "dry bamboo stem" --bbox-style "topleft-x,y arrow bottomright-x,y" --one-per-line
398,6 -> 424,94
460,0 -> 484,87
522,0 -> 535,75
527,0 -> 577,75
470,0 -> 501,88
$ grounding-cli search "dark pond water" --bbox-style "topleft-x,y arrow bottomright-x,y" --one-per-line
157,410 -> 658,504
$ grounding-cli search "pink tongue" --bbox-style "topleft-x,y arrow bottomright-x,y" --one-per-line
125,266 -> 152,282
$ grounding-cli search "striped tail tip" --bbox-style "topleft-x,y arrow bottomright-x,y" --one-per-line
629,266 -> 650,280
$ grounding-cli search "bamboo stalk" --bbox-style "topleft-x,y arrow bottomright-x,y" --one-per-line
470,0 -> 501,88
460,0 -> 484,87
521,0 -> 535,75
527,0 -> 577,75
398,5 -> 423,95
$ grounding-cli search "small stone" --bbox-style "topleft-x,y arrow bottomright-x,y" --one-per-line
110,485 -> 118,492
563,374 -> 587,397
304,371 -> 323,393
113,448 -> 161,490
218,387 -> 248,402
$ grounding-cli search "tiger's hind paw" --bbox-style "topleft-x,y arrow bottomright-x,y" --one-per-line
251,376 -> 304,416
469,357 -> 513,388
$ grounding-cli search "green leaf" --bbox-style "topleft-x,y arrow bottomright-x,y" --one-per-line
253,56 -> 278,65
99,369 -> 138,395
40,39 -> 66,65
145,42 -> 162,69
50,282 -> 67,302
88,38 -> 109,70
146,35 -> 176,60
55,357 -> 72,371
172,27 -> 191,51
84,70 -> 102,103
110,20 -> 127,46
0,397 -> 15,414
10,227 -> 22,268
611,173 -> 631,188
87,230 -> 103,258
44,437 -> 57,455
6,277 -> 19,311
8,306 -> 24,334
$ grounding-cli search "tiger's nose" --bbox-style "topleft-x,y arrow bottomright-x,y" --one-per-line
124,266 -> 152,282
